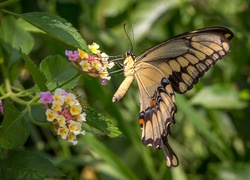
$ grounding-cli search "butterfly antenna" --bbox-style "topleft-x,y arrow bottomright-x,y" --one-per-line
131,22 -> 136,50
123,23 -> 134,52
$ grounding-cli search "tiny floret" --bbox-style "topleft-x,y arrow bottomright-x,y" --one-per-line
88,42 -> 100,54
70,104 -> 82,116
40,92 -> 53,104
57,126 -> 69,139
46,109 -> 58,122
65,93 -> 77,106
68,132 -> 78,145
80,60 -> 92,72
65,50 -> 79,61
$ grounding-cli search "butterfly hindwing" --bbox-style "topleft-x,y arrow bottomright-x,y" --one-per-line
135,64 -> 178,167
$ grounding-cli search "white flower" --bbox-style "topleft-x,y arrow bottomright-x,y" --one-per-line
68,133 -> 78,145
77,112 -> 86,122
91,60 -> 102,72
68,121 -> 82,135
56,115 -> 66,127
57,126 -> 69,139
70,104 -> 82,116
54,88 -> 67,96
100,52 -> 109,62
100,70 -> 111,80
65,93 -> 77,106
46,109 -> 58,122
80,60 -> 92,72
51,101 -> 62,111
88,42 -> 100,54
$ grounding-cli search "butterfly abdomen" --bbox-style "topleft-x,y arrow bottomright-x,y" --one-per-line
112,51 -> 136,102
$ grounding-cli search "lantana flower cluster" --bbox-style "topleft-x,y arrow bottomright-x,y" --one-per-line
65,42 -> 114,85
40,88 -> 86,145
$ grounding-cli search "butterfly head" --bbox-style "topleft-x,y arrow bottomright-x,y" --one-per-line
125,50 -> 136,61
122,50 -> 135,77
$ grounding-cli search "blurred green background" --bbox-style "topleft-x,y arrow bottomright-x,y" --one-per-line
2,0 -> 250,179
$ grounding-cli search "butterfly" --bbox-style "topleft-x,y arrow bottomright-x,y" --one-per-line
112,27 -> 234,167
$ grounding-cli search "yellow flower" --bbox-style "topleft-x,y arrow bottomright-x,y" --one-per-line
68,121 -> 82,134
46,109 -> 58,122
70,104 -> 82,116
77,112 -> 86,122
78,49 -> 88,59
100,70 -> 111,80
88,42 -> 100,54
65,93 -> 76,106
51,101 -> 62,111
68,132 -> 78,145
53,95 -> 62,103
79,60 -> 91,72
57,126 -> 69,139
56,115 -> 66,127
91,60 -> 102,72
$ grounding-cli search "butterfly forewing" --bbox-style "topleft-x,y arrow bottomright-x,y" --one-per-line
135,27 -> 234,94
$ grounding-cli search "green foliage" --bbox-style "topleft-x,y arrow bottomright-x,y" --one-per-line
0,151 -> 65,179
20,51 -> 48,91
17,11 -> 89,52
191,84 -> 247,109
84,134 -> 137,180
0,0 -> 249,179
39,55 -> 79,91
0,101 -> 28,149
85,107 -> 122,138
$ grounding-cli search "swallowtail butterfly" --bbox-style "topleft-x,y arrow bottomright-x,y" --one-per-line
112,27 -> 234,167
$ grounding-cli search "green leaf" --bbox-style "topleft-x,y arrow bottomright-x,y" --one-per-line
209,162 -> 250,180
131,0 -> 179,41
83,134 -> 138,180
0,101 -> 29,149
20,51 -> 48,92
191,84 -> 247,109
0,16 -> 34,63
16,11 -> 89,51
176,95 -> 226,159
0,151 -> 65,179
39,55 -> 79,91
86,107 -> 122,138
0,0 -> 20,9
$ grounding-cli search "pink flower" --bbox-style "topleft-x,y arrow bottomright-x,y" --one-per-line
60,108 -> 72,121
40,92 -> 53,104
0,101 -> 3,115
65,50 -> 79,61
101,79 -> 107,85
87,54 -> 96,61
